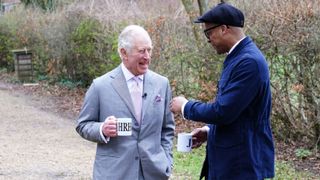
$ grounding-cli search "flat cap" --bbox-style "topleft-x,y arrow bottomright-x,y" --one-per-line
194,2 -> 244,27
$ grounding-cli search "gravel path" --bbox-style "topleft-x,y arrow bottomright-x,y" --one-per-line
0,86 -> 95,179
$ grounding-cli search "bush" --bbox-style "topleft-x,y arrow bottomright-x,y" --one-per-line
0,29 -> 14,71
20,0 -> 73,12
236,0 -> 320,146
295,148 -> 312,159
68,18 -> 121,86
0,0 -> 319,147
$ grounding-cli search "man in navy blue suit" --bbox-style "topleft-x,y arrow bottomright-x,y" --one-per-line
170,2 -> 275,180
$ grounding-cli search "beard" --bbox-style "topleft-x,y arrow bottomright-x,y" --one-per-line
212,43 -> 228,55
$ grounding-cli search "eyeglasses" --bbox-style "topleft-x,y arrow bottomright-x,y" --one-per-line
203,25 -> 222,39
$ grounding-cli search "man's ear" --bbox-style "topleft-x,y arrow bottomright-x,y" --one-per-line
120,48 -> 127,60
221,25 -> 229,34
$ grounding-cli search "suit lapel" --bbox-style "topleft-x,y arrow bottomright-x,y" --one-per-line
110,67 -> 137,120
141,71 -> 156,123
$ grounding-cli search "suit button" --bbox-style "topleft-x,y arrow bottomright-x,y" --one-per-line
135,157 -> 139,160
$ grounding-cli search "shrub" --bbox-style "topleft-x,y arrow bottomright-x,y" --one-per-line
237,0 -> 320,146
295,148 -> 312,159
0,0 -> 319,147
69,18 -> 120,86
0,28 -> 15,71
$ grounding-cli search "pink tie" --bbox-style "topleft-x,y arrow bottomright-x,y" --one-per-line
131,77 -> 142,123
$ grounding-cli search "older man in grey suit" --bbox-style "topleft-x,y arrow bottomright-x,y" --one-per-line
76,25 -> 175,180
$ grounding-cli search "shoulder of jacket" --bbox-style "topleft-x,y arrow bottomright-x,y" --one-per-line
146,69 -> 168,82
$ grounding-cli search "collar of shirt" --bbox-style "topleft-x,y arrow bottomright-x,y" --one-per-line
121,63 -> 144,82
227,36 -> 246,55
121,63 -> 144,93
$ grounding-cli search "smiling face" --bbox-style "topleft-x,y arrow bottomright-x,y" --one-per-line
121,33 -> 152,76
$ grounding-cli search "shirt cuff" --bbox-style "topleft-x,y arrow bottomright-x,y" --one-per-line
203,125 -> 210,132
181,101 -> 188,119
100,122 -> 110,144
203,125 -> 210,139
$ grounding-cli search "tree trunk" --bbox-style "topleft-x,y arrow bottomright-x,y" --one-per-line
197,0 -> 209,15
181,0 -> 202,49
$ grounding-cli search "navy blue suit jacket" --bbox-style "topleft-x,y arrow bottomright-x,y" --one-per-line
184,37 -> 275,179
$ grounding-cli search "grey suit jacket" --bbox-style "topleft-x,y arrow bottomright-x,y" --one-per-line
76,66 -> 175,180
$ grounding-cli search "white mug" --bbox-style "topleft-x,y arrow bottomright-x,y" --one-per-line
117,118 -> 132,136
177,132 -> 193,152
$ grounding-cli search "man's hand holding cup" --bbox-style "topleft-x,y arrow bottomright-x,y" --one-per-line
102,116 -> 117,137
102,116 -> 132,137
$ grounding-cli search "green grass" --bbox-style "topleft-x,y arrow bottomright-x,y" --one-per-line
172,143 -> 319,180
271,161 -> 318,180
172,144 -> 206,179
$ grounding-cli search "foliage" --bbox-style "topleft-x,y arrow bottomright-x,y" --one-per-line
57,78 -> 83,89
0,3 -> 122,86
21,0 -> 53,11
295,148 -> 312,159
145,15 -> 222,99
69,18 -> 120,86
238,0 -> 320,147
0,0 -> 319,148
20,0 -> 72,11
0,28 -> 14,71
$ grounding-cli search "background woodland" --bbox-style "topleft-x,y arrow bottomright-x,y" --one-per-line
0,0 -> 319,152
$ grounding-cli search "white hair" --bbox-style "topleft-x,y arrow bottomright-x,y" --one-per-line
117,25 -> 152,58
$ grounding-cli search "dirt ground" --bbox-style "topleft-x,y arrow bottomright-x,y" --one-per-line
0,82 -> 95,180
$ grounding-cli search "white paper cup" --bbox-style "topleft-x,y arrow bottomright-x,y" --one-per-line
117,118 -> 132,136
177,132 -> 192,152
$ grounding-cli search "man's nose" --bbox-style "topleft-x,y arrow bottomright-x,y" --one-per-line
144,50 -> 151,59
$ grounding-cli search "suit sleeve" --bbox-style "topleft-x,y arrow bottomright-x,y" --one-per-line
184,58 -> 260,125
75,81 -> 105,143
161,79 -> 175,166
